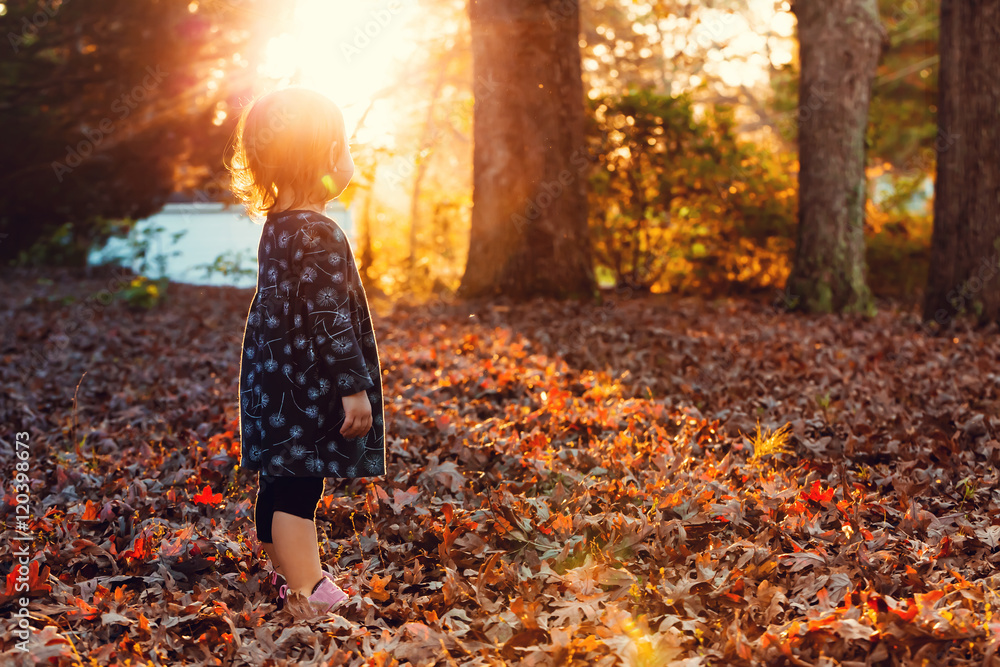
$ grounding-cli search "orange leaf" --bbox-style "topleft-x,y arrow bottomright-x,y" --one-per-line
890,602 -> 919,622
81,499 -> 99,521
368,573 -> 391,602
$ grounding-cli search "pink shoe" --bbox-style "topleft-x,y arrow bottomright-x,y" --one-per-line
307,575 -> 349,614
277,572 -> 344,611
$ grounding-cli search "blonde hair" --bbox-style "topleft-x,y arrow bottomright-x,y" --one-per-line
228,87 -> 346,221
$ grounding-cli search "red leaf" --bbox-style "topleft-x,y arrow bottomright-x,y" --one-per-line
193,485 -> 223,506
802,480 -> 835,503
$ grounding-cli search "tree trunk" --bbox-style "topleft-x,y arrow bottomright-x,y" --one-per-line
923,0 -> 1000,326
358,162 -> 376,288
787,0 -> 883,314
459,0 -> 595,300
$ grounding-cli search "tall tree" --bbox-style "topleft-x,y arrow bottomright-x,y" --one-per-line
923,0 -> 1000,326
459,0 -> 595,300
786,0 -> 884,313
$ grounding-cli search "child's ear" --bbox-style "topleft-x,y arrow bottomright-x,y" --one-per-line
329,140 -> 344,170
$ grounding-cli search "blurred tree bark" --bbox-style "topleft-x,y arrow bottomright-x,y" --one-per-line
923,0 -> 1000,326
459,0 -> 595,300
786,0 -> 884,313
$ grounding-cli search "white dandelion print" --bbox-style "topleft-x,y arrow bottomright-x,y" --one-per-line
244,345 -> 255,358
306,456 -> 324,473
305,405 -> 319,419
294,314 -> 302,328
290,425 -> 303,438
331,272 -> 344,285
269,411 -> 286,427
295,372 -> 307,385
267,267 -> 278,282
294,248 -> 303,261
308,387 -> 320,400
331,336 -> 352,354
329,252 -> 343,266
337,374 -> 354,391
266,314 -> 280,329
290,444 -> 307,459
301,266 -> 317,283
318,378 -> 330,394
264,358 -> 278,372
278,230 -> 291,248
260,392 -> 270,407
248,311 -> 260,326
317,287 -> 336,306
283,344 -> 292,355
294,334 -> 308,349
327,460 -> 341,474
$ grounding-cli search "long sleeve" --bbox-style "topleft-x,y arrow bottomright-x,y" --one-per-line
289,219 -> 375,396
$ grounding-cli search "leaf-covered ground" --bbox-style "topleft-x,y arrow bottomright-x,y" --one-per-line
2,267 -> 1000,666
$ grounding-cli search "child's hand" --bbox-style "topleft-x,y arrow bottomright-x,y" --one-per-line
340,391 -> 372,438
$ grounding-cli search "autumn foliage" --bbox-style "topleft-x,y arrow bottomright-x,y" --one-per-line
2,269 -> 1000,665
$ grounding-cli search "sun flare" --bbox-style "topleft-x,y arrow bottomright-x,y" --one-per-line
260,0 -> 419,145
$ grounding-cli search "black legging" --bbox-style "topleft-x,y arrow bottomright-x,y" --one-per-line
253,474 -> 325,544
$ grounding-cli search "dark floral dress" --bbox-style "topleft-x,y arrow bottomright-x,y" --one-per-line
238,209 -> 385,478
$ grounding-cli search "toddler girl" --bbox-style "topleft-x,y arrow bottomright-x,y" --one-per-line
228,87 -> 386,616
